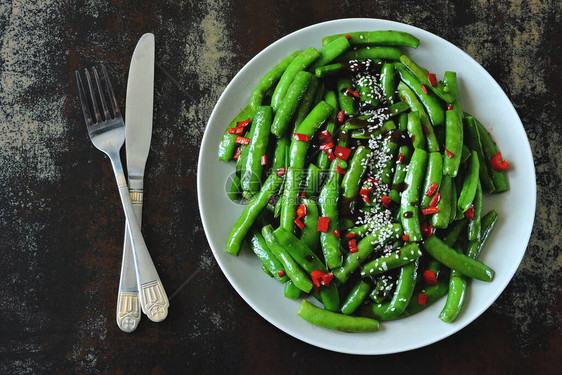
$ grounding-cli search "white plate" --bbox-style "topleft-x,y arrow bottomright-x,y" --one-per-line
197,18 -> 536,355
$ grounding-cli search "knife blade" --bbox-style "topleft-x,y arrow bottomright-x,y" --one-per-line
117,33 -> 168,332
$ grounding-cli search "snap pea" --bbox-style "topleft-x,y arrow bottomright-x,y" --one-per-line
228,174 -> 242,201
461,145 -> 471,163
443,108 -> 464,177
357,77 -> 378,108
389,144 -> 413,203
312,81 -> 326,108
442,71 -> 464,124
431,175 -> 452,228
299,198 -> 320,253
315,62 -> 351,78
249,51 -> 300,111
341,280 -> 371,315
249,231 -> 289,283
380,131 -> 401,185
271,71 -> 313,138
421,152 -> 443,209
235,127 -> 253,178
397,82 -> 439,152
262,225 -> 312,293
449,179 -> 458,225
303,163 -> 321,198
406,111 -> 426,150
443,218 -> 467,246
292,75 -> 319,131
241,106 -> 272,196
322,30 -> 419,48
403,282 -> 449,316
439,244 -> 467,322
360,243 -> 422,278
475,118 -> 508,193
395,62 -> 445,126
467,210 -> 498,259
324,89 -> 338,110
381,62 -> 396,104
350,119 -> 396,139
279,167 -> 303,233
422,235 -> 494,282
341,146 -> 371,210
400,148 -> 428,242
338,46 -> 402,62
400,55 -> 455,103
310,36 -> 351,70
320,284 -> 341,312
284,280 -> 302,300
458,151 -> 480,213
271,48 -> 320,110
261,264 -> 273,277
218,105 -> 256,162
467,180 -> 483,241
319,160 -> 345,269
226,174 -> 283,255
464,116 -> 495,194
369,277 -> 395,303
398,112 -> 408,132
337,77 -> 357,115
297,300 -> 379,333
271,137 -> 290,173
380,258 -> 419,319
388,101 -> 410,116
273,227 -> 326,273
333,223 -> 403,283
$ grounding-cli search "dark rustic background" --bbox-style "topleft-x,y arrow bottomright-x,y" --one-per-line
0,0 -> 560,374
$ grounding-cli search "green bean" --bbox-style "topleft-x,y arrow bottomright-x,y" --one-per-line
467,180 -> 483,241
279,167 -> 303,233
249,51 -> 300,111
397,82 -> 439,152
458,151 -> 480,212
292,75 -> 319,131
320,284 -> 341,312
341,280 -> 371,315
228,174 -> 242,201
311,36 -> 351,70
406,111 -> 426,150
387,101 -> 409,116
236,127 -> 253,178
312,81 -> 326,108
241,106 -> 273,195
271,48 -> 320,110
443,108 -> 464,177
261,264 -> 273,277
400,149 -> 428,242
421,152 -> 443,209
395,62 -> 445,126
389,144 -> 413,203
262,225 -> 313,293
341,146 -> 371,207
350,119 -> 396,139
271,137 -> 290,172
271,71 -> 313,138
369,277 -> 394,303
300,198 -> 320,253
431,175 -> 452,228
360,243 -> 422,278
464,116 -> 496,194
338,46 -> 402,62
398,112 -> 408,132
337,77 -> 356,115
304,163 -> 321,198
443,219 -> 467,246
284,280 -> 302,300
357,76 -> 378,108
218,105 -> 256,162
226,174 -> 283,255
439,244 -> 467,322
380,259 -> 419,319
273,227 -> 326,272
333,223 -> 403,283
324,89 -> 339,110
422,236 -> 494,282
467,210 -> 499,259
380,132 -> 401,185
315,62 -> 351,78
381,62 -> 396,104
475,118 -> 508,193
322,31 -> 419,48
297,300 -> 379,332
249,231 -> 289,283
319,160 -> 344,269
400,55 -> 455,103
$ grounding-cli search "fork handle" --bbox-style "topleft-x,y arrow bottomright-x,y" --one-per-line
110,155 -> 169,322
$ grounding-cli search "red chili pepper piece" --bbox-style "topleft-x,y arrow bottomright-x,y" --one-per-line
260,155 -> 267,166
321,272 -> 334,287
491,151 -> 510,171
237,118 -> 251,128
300,191 -> 306,198
278,270 -> 285,278
402,234 -> 409,242
447,105 -> 453,111
465,205 -> 475,220
360,187 -> 373,203
228,127 -> 244,134
293,133 -> 309,142
294,217 -> 305,230
297,203 -> 307,219
445,147 -> 454,158
310,270 -> 324,288
421,207 -> 439,215
327,148 -> 336,162
398,153 -> 405,164
348,239 -> 358,253
319,129 -> 333,144
345,232 -> 356,239
381,195 -> 392,208
422,124 -> 430,135
235,136 -> 250,145
336,163 -> 346,175
423,270 -> 438,285
334,146 -> 351,161
345,34 -> 351,40
333,230 -> 340,239
276,167 -> 286,176
429,192 -> 441,208
317,217 -> 329,232
425,182 -> 438,197
427,73 -> 438,87
421,85 -> 428,94
345,88 -> 360,98
366,177 -> 378,185
418,293 -> 428,306
337,110 -> 345,123
232,146 -> 241,160
421,222 -> 433,239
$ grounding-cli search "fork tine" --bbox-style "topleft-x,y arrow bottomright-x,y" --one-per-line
101,65 -> 122,118
93,67 -> 112,120
85,68 -> 102,123
75,71 -> 94,126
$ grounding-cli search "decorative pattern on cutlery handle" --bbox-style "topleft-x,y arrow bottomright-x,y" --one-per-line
116,292 -> 141,332
140,280 -> 169,322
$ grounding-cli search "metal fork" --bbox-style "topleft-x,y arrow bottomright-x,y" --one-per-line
76,66 -> 169,323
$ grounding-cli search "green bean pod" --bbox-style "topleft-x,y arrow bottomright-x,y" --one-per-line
218,105 -> 256,162
400,148 -> 428,242
315,62 -> 351,78
304,163 -> 321,198
338,46 -> 402,62
389,144 -> 413,203
400,55 -> 455,103
360,243 -> 422,278
421,152 -> 443,209
475,118 -> 508,193
228,174 -> 242,201
241,106 -> 273,195
300,198 -> 320,253
271,137 -> 290,173
467,210 -> 499,259
297,300 -> 379,332
311,36 -> 351,70
279,167 -> 303,233
249,231 -> 289,283
458,151 -> 480,212
337,77 -> 357,115
380,131 -> 401,185
273,227 -> 326,272
398,112 -> 408,132
381,62 -> 396,104
464,116 -> 495,194
369,277 -> 395,303
341,280 -> 371,315
340,146 -> 371,213
443,108 -> 464,177
467,180 -> 483,241
406,111 -> 426,150
350,119 -> 396,139
443,71 -> 464,123
284,280 -> 302,300
271,71 -> 313,138
322,31 -> 419,48
439,244 -> 467,323
319,160 -> 345,269
292,75 -> 319,131
380,258 -> 419,319
403,282 -> 449,316
431,175 -> 452,228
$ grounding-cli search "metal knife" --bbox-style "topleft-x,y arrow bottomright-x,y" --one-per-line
117,33 -> 168,332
